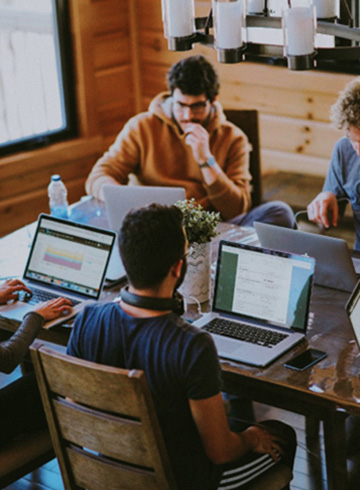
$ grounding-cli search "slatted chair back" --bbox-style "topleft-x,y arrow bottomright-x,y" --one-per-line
30,341 -> 177,490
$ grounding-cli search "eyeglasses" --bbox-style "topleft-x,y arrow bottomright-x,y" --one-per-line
173,99 -> 209,115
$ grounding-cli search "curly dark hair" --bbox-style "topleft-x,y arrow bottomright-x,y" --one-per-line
167,55 -> 220,102
119,204 -> 186,289
331,77 -> 360,130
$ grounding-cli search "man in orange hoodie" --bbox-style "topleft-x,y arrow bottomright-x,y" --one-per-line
86,55 -> 295,228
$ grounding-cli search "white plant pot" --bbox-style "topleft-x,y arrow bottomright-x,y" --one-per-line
179,241 -> 211,304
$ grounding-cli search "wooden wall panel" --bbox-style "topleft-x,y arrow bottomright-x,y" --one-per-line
97,101 -> 135,145
0,138 -> 103,236
262,150 -> 329,177
219,80 -> 340,122
135,0 -> 355,179
259,115 -> 342,159
95,66 -> 133,107
0,178 -> 87,238
0,0 -> 135,237
90,0 -> 129,35
1,0 -> 358,237
93,33 -> 130,70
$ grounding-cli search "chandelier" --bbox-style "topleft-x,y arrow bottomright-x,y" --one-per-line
160,0 -> 360,71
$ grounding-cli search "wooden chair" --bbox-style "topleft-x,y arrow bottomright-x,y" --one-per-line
30,341 -> 177,490
30,341 -> 292,490
224,109 -> 263,208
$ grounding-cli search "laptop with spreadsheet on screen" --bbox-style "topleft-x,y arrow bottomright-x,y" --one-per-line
194,241 -> 315,367
0,214 -> 116,328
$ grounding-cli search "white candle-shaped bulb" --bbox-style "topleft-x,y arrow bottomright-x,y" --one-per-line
248,0 -> 265,13
165,0 -> 195,38
284,6 -> 315,56
161,0 -> 169,38
214,0 -> 244,50
312,0 -> 338,19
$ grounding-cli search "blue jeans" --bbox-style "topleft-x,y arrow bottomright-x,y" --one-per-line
230,201 -> 296,229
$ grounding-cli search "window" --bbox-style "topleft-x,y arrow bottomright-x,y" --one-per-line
0,0 -> 76,156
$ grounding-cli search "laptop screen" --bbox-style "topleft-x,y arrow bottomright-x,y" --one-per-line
213,241 -> 315,331
24,215 -> 116,299
346,280 -> 360,348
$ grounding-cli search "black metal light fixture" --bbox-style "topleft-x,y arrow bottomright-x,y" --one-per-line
160,0 -> 360,71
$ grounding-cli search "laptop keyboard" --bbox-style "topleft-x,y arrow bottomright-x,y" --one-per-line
18,288 -> 80,306
203,318 -> 288,348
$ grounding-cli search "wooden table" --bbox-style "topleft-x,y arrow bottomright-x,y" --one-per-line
1,198 -> 360,489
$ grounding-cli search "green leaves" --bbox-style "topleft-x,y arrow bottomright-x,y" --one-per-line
175,198 -> 221,245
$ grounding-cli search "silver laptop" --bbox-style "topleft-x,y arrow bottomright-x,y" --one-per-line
194,241 -> 315,367
346,279 -> 360,351
103,185 -> 186,281
255,221 -> 357,292
0,214 -> 116,328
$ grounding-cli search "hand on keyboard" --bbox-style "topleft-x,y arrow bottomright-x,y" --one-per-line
0,279 -> 32,304
34,297 -> 73,322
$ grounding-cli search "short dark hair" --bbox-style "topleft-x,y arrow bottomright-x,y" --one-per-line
119,204 -> 186,289
167,55 -> 220,102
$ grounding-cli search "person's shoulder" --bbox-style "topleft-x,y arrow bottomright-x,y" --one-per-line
75,301 -> 120,327
335,136 -> 352,151
212,103 -> 248,139
331,136 -> 356,163
171,315 -> 217,348
124,111 -> 155,129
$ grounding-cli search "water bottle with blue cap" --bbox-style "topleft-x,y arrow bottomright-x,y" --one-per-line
48,174 -> 69,219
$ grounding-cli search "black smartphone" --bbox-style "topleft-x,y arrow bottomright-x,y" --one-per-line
284,349 -> 327,371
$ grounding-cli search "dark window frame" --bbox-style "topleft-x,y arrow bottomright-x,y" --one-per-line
0,0 -> 77,157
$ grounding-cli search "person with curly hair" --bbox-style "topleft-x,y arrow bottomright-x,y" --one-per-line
307,77 -> 360,249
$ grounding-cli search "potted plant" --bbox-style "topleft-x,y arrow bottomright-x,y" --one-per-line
175,198 -> 221,303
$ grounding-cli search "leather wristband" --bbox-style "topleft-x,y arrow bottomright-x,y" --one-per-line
199,156 -> 216,169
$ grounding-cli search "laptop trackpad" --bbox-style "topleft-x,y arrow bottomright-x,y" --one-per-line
0,302 -> 33,322
214,336 -> 243,355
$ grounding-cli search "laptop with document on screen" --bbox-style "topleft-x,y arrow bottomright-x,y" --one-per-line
255,221 -> 357,292
194,241 -> 315,367
103,185 -> 186,281
0,214 -> 116,328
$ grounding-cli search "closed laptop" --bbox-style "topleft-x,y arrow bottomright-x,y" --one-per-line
103,185 -> 186,281
255,221 -> 357,292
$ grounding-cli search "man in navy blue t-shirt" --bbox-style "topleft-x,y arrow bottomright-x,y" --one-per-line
67,204 -> 296,490
308,77 -> 360,250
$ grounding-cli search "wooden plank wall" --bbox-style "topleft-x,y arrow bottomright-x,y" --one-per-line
135,0 -> 355,177
0,0 -> 135,237
0,0 -> 357,237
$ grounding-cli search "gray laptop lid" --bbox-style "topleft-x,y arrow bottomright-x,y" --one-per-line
255,221 -> 357,292
103,185 -> 186,280
194,241 -> 315,366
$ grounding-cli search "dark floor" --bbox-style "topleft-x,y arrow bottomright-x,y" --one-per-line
2,171 -> 357,490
